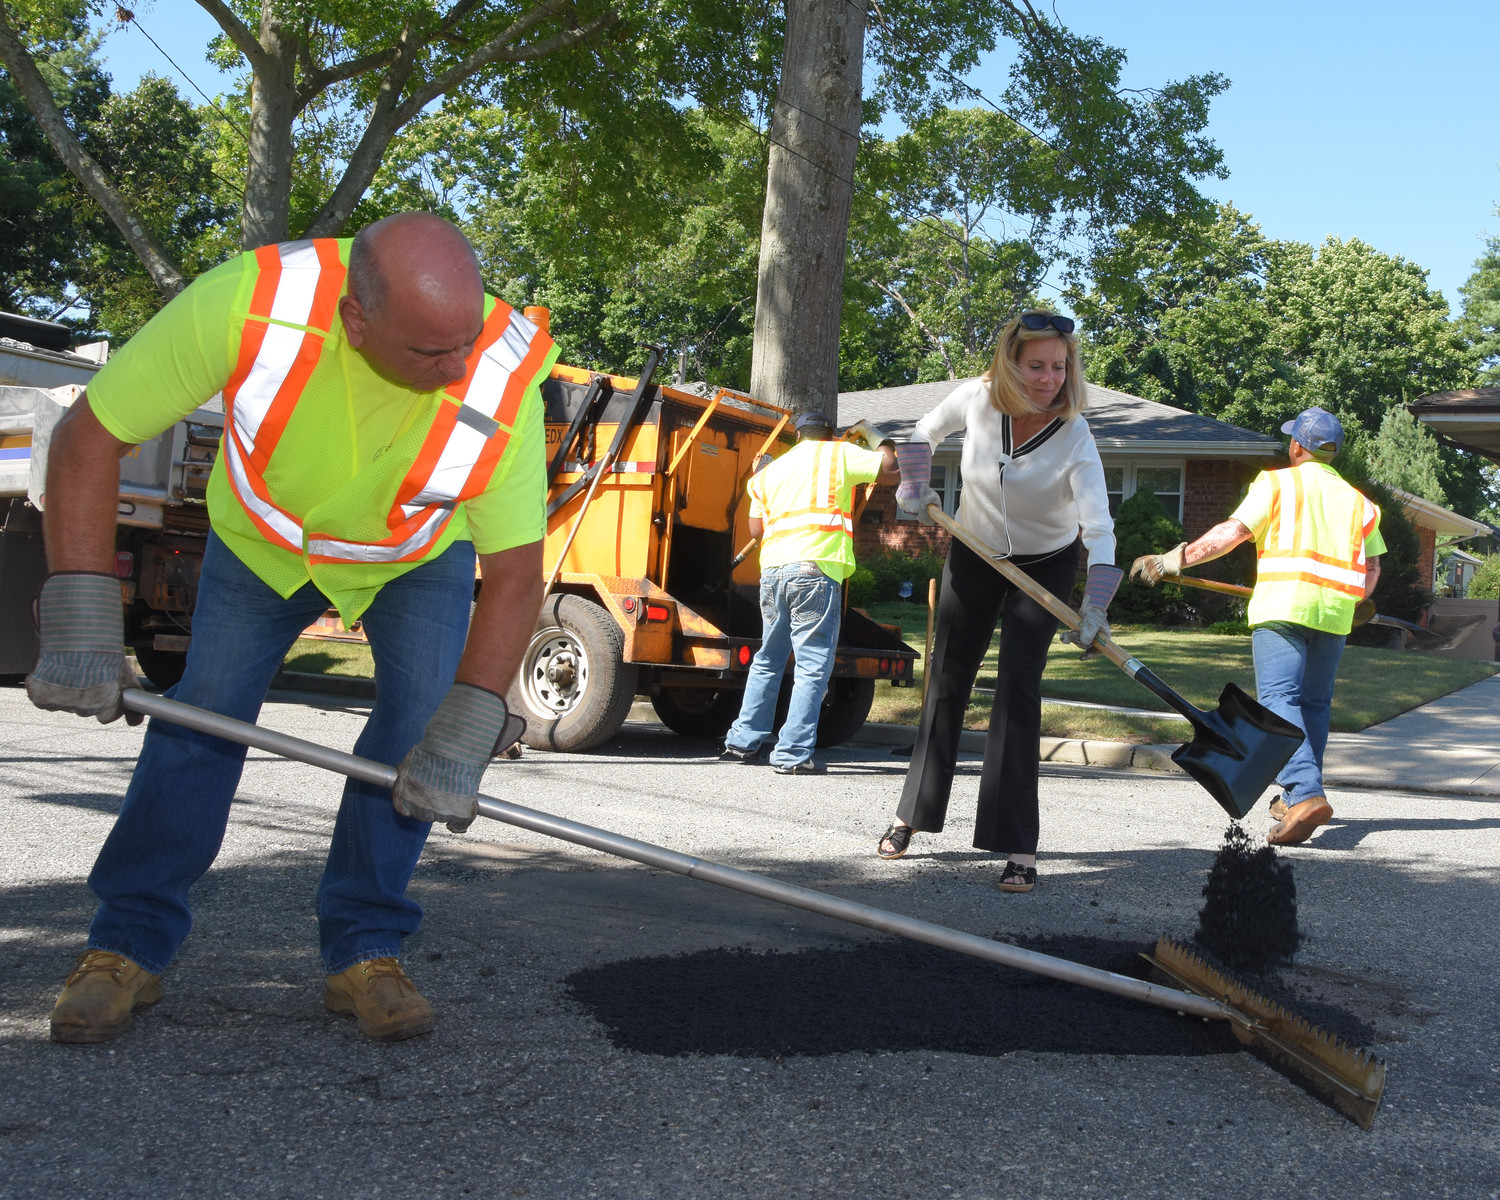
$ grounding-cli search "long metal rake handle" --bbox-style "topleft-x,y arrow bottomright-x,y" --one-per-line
120,688 -> 1232,1025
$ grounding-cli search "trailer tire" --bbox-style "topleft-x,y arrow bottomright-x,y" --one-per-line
508,594 -> 635,752
773,675 -> 876,748
132,645 -> 187,690
650,688 -> 741,739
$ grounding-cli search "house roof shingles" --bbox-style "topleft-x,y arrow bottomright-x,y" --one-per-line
838,378 -> 1282,458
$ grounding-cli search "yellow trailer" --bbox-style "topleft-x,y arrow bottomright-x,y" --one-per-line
505,342 -> 917,751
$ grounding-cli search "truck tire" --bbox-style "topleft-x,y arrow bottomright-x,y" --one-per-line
508,594 -> 636,752
132,645 -> 187,690
773,675 -> 876,749
813,677 -> 876,747
650,688 -> 741,739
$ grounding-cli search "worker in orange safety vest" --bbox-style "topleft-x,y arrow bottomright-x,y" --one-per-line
1130,406 -> 1385,845
31,213 -> 556,1045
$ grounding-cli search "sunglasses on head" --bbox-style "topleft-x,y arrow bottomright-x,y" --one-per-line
1019,312 -> 1075,334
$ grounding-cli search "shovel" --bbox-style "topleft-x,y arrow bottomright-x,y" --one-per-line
1166,573 -> 1453,648
114,686 -> 1383,1127
927,506 -> 1303,820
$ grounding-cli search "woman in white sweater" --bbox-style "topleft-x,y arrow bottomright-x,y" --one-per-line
877,311 -> 1121,892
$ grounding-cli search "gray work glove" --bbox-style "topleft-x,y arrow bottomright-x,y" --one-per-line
1129,542 -> 1187,587
894,441 -> 939,525
1059,564 -> 1124,661
26,573 -> 142,725
844,419 -> 890,451
393,683 -> 520,833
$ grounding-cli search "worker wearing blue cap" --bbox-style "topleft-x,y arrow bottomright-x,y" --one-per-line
1131,406 -> 1386,844
720,411 -> 899,773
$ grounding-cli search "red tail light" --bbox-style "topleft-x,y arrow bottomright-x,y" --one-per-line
645,604 -> 670,622
114,551 -> 134,578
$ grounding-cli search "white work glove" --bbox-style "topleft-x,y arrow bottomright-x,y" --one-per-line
1059,564 -> 1124,661
844,419 -> 890,451
894,442 -> 939,525
1129,542 -> 1187,587
26,573 -> 143,725
392,683 -> 524,833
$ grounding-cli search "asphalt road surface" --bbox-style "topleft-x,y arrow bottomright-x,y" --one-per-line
3,684 -> 1497,1199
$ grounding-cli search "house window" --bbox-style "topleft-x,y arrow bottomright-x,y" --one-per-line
1100,463 -> 1184,523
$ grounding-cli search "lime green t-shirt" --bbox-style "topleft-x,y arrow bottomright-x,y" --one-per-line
85,249 -> 550,620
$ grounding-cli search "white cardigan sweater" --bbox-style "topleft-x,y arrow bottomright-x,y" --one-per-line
913,378 -> 1116,569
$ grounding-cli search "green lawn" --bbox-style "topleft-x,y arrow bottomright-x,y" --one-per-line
860,600 -> 1499,742
279,607 -> 1499,746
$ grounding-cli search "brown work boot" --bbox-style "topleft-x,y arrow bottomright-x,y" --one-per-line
1267,796 -> 1333,846
50,950 -> 163,1044
323,957 -> 435,1042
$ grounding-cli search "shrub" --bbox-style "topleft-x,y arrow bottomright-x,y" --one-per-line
848,548 -> 945,607
1110,489 -> 1191,623
1467,553 -> 1500,600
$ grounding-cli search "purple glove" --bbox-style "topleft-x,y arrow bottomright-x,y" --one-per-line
1060,564 -> 1124,659
894,442 -> 938,525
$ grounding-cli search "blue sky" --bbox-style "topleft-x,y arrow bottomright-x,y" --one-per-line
92,1 -> 1499,312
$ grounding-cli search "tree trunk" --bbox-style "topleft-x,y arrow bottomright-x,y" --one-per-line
749,0 -> 865,417
240,4 -> 298,249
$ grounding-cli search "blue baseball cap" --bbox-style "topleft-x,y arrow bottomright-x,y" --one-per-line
795,411 -> 834,432
1280,407 -> 1344,457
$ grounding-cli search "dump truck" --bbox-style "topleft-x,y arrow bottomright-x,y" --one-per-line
508,337 -> 917,751
0,312 -> 220,687
1,309 -> 916,747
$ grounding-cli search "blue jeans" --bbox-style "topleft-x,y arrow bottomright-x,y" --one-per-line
86,531 -> 475,974
1252,621 -> 1345,805
725,562 -> 842,768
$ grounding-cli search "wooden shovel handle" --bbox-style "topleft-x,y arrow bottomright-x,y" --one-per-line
1168,574 -> 1252,599
927,505 -> 1138,675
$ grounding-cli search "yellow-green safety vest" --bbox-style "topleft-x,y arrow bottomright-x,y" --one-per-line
749,440 -> 866,582
1246,462 -> 1382,635
221,238 -> 556,613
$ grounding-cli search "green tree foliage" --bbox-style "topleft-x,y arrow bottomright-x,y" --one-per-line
1366,406 -> 1447,506
1465,552 -> 1500,600
0,10 -> 106,321
1075,204 -> 1488,515
1109,488 -> 1188,623
1460,231 -> 1500,384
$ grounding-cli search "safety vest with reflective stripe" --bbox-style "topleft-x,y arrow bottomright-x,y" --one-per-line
749,440 -> 882,582
1244,462 -> 1382,634
220,238 -> 555,584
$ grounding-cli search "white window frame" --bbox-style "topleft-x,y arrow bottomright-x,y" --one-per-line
1100,461 -> 1185,523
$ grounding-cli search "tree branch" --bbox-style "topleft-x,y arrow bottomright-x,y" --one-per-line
0,4 -> 186,297
398,5 -> 618,124
194,0 -> 270,74
872,279 -> 956,379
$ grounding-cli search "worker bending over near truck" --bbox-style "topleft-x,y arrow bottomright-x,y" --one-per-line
1131,406 -> 1384,846
720,412 -> 898,773
31,213 -> 557,1045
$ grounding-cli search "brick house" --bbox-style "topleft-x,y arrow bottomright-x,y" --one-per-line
836,378 -> 1283,560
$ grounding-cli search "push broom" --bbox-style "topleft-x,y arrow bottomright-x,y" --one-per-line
118,687 -> 1385,1127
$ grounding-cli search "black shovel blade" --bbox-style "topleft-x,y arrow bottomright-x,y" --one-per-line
1170,682 -> 1305,819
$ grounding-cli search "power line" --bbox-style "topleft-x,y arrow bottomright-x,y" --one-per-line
115,7 -> 250,145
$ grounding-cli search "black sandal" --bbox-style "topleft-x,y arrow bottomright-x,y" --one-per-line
877,823 -> 913,860
999,861 -> 1037,893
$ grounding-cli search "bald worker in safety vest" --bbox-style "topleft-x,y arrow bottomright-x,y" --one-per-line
1130,407 -> 1385,846
720,412 -> 899,773
32,213 -> 557,1045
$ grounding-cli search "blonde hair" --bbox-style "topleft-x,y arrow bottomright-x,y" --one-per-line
981,312 -> 1087,419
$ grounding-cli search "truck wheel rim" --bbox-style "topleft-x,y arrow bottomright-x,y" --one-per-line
521,626 -> 589,718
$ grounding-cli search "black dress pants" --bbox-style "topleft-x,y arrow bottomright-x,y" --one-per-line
897,537 -> 1081,855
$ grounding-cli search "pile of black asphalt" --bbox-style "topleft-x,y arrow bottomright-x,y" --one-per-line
565,934 -> 1239,1060
1194,822 -> 1301,974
